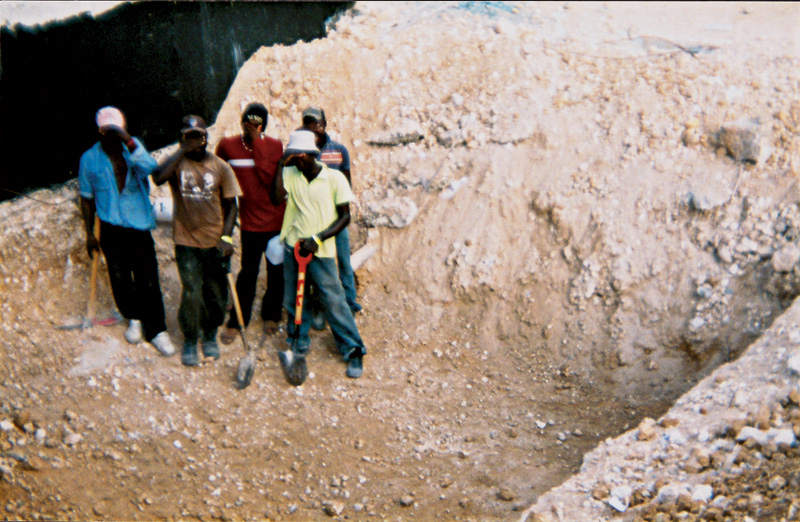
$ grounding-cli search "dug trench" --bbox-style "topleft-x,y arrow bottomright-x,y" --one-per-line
2,2 -> 800,521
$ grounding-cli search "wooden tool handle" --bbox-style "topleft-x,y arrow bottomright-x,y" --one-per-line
87,215 -> 101,320
226,272 -> 245,327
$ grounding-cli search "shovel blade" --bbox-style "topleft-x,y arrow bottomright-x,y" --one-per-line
278,350 -> 307,387
236,351 -> 256,389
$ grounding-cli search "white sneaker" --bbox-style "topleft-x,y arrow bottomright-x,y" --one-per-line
150,331 -> 175,356
124,319 -> 143,344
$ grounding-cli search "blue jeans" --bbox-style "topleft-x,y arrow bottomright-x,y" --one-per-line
175,245 -> 231,344
282,245 -> 365,359
335,227 -> 360,312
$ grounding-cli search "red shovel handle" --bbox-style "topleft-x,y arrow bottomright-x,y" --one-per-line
293,242 -> 313,326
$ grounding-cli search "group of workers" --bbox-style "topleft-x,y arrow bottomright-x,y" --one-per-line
77,104 -> 366,380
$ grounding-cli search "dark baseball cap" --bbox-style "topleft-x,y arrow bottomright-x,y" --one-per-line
181,115 -> 207,134
301,106 -> 325,123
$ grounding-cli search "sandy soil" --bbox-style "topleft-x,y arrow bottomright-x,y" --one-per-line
2,2 -> 800,521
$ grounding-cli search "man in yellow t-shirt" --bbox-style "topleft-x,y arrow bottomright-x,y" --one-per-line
272,130 -> 366,379
153,115 -> 242,367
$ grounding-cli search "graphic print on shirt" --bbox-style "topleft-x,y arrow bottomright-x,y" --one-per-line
179,170 -> 216,200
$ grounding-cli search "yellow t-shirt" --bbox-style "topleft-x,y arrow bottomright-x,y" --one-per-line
169,153 -> 242,248
279,162 -> 353,258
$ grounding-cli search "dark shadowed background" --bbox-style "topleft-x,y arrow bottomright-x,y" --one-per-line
0,1 -> 352,202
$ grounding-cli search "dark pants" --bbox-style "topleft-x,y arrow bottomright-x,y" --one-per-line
175,245 -> 230,344
99,221 -> 167,342
226,230 -> 284,328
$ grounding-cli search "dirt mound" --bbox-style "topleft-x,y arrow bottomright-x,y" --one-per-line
2,2 -> 800,521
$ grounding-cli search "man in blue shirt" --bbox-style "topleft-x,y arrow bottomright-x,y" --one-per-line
300,107 -> 362,329
78,106 -> 175,357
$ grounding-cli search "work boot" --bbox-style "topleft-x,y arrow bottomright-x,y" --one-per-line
150,331 -> 175,357
124,319 -> 143,344
202,334 -> 220,360
345,347 -> 364,379
346,356 -> 363,379
181,342 -> 199,367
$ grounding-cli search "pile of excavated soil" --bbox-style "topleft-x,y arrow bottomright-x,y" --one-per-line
2,2 -> 800,521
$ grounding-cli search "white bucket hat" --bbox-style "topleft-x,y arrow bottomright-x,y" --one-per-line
285,130 -> 320,155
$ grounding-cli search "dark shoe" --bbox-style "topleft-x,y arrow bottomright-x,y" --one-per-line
181,342 -> 199,367
262,320 -> 280,335
311,311 -> 325,331
219,326 -> 238,346
346,356 -> 363,379
202,337 -> 220,359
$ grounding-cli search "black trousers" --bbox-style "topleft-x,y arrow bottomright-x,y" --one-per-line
175,245 -> 230,344
227,230 -> 284,328
99,221 -> 167,342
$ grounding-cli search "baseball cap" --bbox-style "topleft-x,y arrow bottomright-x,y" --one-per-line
96,106 -> 126,130
301,106 -> 324,123
181,115 -> 207,134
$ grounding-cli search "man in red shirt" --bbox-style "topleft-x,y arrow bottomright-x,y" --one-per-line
216,103 -> 286,343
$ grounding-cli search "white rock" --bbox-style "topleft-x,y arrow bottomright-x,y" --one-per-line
607,485 -> 631,512
788,353 -> 800,375
665,429 -> 687,446
710,495 -> 731,508
691,484 -> 713,503
736,426 -> 768,445
656,483 -> 687,504
535,421 -> 547,429
0,420 -> 14,432
772,244 -> 800,272
64,432 -> 83,446
173,440 -> 183,450
690,317 -> 706,330
766,428 -> 796,448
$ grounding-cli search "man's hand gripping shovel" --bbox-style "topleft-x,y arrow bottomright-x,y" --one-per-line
278,242 -> 312,386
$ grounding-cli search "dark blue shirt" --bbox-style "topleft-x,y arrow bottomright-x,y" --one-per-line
319,134 -> 351,173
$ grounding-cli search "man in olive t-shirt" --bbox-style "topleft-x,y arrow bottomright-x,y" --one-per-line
153,115 -> 242,367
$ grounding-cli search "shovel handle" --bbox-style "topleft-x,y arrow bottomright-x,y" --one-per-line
293,242 -> 313,326
226,272 -> 246,329
87,215 -> 101,321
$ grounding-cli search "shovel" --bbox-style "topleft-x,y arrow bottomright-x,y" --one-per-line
229,272 -> 256,389
278,242 -> 313,386
58,216 -> 123,330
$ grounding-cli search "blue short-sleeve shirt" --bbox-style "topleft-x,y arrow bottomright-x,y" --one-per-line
319,134 -> 351,172
78,138 -> 158,231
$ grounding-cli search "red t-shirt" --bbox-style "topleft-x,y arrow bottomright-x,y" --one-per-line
215,135 -> 285,232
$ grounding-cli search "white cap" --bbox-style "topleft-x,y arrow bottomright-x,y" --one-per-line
96,106 -> 125,130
